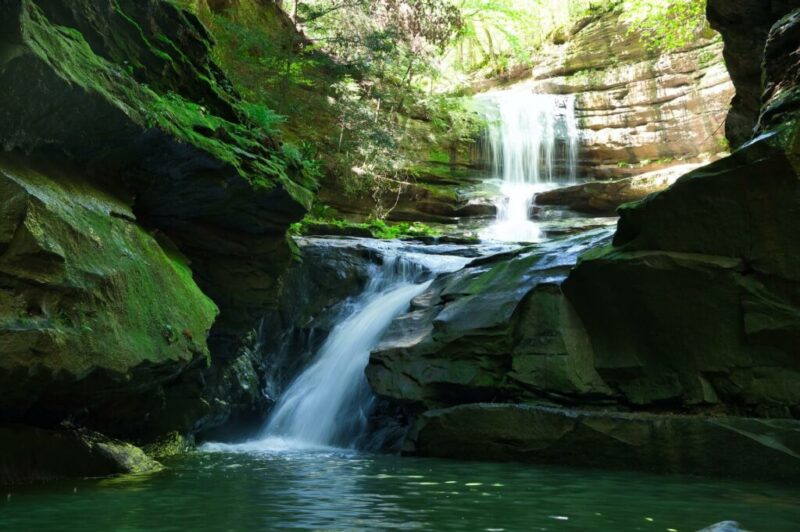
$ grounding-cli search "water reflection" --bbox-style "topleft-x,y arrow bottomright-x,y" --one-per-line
2,451 -> 799,531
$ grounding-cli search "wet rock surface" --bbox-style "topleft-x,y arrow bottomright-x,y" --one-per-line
0,424 -> 162,485
405,404 -> 800,480
367,229 -> 618,415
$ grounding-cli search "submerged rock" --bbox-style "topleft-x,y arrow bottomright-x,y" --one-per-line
697,522 -> 748,532
405,404 -> 800,480
0,424 -> 162,485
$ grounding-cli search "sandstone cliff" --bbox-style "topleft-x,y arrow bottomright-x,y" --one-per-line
475,7 -> 735,180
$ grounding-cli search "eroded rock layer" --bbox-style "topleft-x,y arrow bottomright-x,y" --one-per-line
473,8 -> 734,180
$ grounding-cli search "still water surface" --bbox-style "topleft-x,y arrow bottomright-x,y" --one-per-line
1,448 -> 799,531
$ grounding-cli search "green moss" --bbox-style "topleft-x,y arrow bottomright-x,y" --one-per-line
0,159 -> 219,377
290,214 -> 441,240
142,431 -> 191,459
21,2 -> 316,210
428,150 -> 451,164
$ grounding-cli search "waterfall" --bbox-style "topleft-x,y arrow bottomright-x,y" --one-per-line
478,89 -> 579,242
259,256 -> 431,449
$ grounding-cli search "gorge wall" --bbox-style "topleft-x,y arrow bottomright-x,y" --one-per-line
473,7 -> 735,180
0,0 -> 314,481
369,4 -> 800,479
707,0 -> 800,147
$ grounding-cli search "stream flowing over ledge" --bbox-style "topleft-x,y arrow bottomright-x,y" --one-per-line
1,6 -> 800,530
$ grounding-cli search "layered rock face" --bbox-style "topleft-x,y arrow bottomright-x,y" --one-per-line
475,8 -> 735,180
369,7 -> 800,479
565,5 -> 800,417
0,0 -> 313,480
535,163 -> 705,215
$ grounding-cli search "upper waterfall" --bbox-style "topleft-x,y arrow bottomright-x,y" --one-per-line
478,89 -> 580,242
481,91 -> 579,184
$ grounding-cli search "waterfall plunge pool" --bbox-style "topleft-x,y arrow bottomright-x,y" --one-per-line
3,450 -> 799,531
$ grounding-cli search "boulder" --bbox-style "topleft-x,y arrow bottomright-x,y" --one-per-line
405,404 -> 800,480
0,157 -> 218,436
367,229 -> 618,413
0,0 -> 314,442
0,424 -> 162,485
535,164 -> 704,214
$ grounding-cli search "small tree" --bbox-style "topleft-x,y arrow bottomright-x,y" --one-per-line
621,0 -> 708,52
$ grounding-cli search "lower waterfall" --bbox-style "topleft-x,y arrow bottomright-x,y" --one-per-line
262,272 -> 430,448
201,242 -> 471,454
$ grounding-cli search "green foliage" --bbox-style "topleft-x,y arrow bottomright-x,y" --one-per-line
240,102 -> 286,135
445,0 -> 613,76
621,0 -> 708,52
290,215 -> 441,239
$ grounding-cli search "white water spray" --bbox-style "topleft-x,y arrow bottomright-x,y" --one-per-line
200,240 -> 472,454
263,271 -> 428,447
478,89 -> 579,242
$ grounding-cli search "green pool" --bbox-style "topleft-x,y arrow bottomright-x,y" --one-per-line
2,448 -> 799,531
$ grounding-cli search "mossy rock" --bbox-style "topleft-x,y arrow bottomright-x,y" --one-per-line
0,157 -> 218,435
0,424 -> 162,486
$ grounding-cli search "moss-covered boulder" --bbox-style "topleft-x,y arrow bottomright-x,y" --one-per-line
0,157 -> 218,435
0,424 -> 162,485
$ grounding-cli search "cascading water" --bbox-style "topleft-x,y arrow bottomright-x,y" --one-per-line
205,244 -> 470,454
478,89 -> 579,242
260,255 -> 430,449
